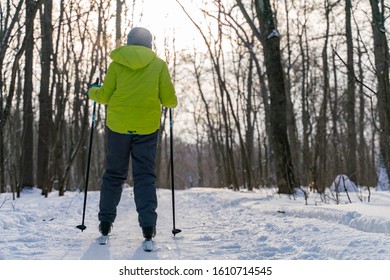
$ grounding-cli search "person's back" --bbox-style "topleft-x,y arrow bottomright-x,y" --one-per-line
89,32 -> 177,135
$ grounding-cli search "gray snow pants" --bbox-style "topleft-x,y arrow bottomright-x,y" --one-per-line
98,127 -> 158,228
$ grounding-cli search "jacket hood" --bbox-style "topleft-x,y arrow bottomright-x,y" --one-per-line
109,45 -> 156,70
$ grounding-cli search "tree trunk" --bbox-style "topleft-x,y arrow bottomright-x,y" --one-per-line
313,0 -> 332,193
345,0 -> 357,184
283,0 -> 300,187
116,0 -> 123,47
237,0 -> 296,193
369,0 -> 390,181
38,0 -> 53,196
298,6 -> 311,184
21,0 -> 39,192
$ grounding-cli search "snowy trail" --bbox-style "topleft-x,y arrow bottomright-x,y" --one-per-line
173,189 -> 390,260
1,187 -> 390,260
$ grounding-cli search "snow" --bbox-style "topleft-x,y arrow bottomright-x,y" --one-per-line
1,186 -> 390,261
267,29 -> 280,39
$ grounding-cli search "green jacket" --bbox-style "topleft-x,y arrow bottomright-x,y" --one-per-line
88,45 -> 177,135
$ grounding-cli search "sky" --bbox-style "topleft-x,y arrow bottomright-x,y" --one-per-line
124,0 -> 208,141
130,0 -> 202,52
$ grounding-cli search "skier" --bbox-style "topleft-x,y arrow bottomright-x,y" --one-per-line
88,27 -> 178,244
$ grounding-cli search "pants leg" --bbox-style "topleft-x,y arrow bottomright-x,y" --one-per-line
131,130 -> 159,228
98,128 -> 131,223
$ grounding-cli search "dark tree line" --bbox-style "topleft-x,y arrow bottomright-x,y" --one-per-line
0,0 -> 389,196
175,0 -> 389,193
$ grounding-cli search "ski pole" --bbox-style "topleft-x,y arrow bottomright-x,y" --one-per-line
170,108 -> 182,236
77,78 -> 99,232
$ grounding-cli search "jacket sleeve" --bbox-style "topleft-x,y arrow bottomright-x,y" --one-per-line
159,62 -> 178,108
88,62 -> 117,104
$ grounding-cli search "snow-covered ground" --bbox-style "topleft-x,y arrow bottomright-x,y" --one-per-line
1,186 -> 390,260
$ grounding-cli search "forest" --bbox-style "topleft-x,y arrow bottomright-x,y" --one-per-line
0,0 -> 389,196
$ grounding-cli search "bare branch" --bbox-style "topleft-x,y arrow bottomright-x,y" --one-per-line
333,49 -> 382,133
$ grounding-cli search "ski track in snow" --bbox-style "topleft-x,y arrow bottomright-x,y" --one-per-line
1,187 -> 390,260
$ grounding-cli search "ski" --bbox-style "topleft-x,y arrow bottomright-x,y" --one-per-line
143,239 -> 153,252
99,235 -> 109,245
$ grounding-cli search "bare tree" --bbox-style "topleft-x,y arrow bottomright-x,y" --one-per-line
345,0 -> 357,184
370,0 -> 390,182
37,0 -> 53,196
20,0 -> 44,194
115,0 -> 124,47
236,0 -> 296,193
0,0 -> 25,193
0,0 -> 387,195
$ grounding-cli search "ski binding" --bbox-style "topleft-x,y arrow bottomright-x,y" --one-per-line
99,235 -> 109,245
143,239 -> 153,252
